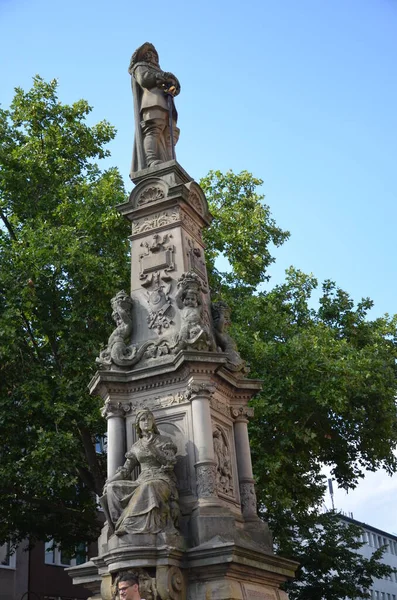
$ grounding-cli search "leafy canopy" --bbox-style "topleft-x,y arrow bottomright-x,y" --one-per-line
202,170 -> 397,599
0,76 -> 130,549
1,80 -> 396,599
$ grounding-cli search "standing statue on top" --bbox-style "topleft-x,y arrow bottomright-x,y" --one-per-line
128,42 -> 180,176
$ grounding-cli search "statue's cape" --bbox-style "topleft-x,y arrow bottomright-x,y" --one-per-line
130,61 -> 178,176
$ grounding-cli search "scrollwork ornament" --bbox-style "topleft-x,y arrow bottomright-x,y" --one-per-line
230,406 -> 255,421
101,400 -> 126,419
185,381 -> 216,401
196,463 -> 218,498
156,565 -> 186,600
131,209 -> 179,235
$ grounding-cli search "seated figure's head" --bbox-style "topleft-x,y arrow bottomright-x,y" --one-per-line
135,409 -> 160,437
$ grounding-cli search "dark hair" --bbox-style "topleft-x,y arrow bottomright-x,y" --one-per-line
117,572 -> 139,587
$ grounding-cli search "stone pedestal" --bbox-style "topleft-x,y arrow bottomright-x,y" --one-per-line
68,161 -> 297,599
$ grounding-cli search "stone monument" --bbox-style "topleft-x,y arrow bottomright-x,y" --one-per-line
68,42 -> 297,600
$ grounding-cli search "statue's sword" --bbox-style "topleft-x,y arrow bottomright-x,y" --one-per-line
163,84 -> 177,160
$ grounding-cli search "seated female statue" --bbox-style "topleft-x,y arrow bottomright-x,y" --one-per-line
104,409 -> 179,535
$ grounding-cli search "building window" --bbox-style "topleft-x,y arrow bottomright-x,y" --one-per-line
0,542 -> 16,569
95,434 -> 107,454
44,540 -> 87,567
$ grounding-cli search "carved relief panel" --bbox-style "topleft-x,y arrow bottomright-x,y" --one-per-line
212,424 -> 235,498
139,234 -> 175,280
185,236 -> 207,284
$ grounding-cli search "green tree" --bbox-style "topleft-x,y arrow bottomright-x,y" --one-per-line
283,512 -> 394,600
0,76 -> 130,550
1,81 -> 396,598
201,170 -> 397,599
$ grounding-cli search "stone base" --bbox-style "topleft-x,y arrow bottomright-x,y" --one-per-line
68,538 -> 296,600
189,501 -> 237,547
242,516 -> 273,551
186,540 -> 296,600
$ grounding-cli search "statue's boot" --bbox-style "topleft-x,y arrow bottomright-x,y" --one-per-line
166,123 -> 180,159
142,118 -> 165,167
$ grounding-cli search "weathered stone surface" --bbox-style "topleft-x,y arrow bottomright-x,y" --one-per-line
69,48 -> 297,600
129,43 -> 180,176
102,409 -> 180,537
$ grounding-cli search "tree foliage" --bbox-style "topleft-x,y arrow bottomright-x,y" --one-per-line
283,512 -> 394,600
1,81 -> 396,598
0,76 -> 130,549
201,170 -> 397,599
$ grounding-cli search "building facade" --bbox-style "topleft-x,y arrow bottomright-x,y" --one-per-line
340,515 -> 397,600
0,540 -> 93,600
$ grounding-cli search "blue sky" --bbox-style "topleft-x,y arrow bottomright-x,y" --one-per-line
1,0 -> 397,531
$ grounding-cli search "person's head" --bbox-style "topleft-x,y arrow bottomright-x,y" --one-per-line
135,409 -> 159,438
116,573 -> 140,600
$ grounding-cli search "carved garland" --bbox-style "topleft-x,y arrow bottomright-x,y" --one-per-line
131,209 -> 179,235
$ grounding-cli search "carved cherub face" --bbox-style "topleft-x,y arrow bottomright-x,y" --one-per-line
183,291 -> 198,308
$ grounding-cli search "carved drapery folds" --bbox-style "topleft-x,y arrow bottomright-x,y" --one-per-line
103,410 -> 180,536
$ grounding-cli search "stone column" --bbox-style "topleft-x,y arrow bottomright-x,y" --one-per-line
187,381 -> 218,499
231,406 -> 258,519
101,401 -> 126,479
